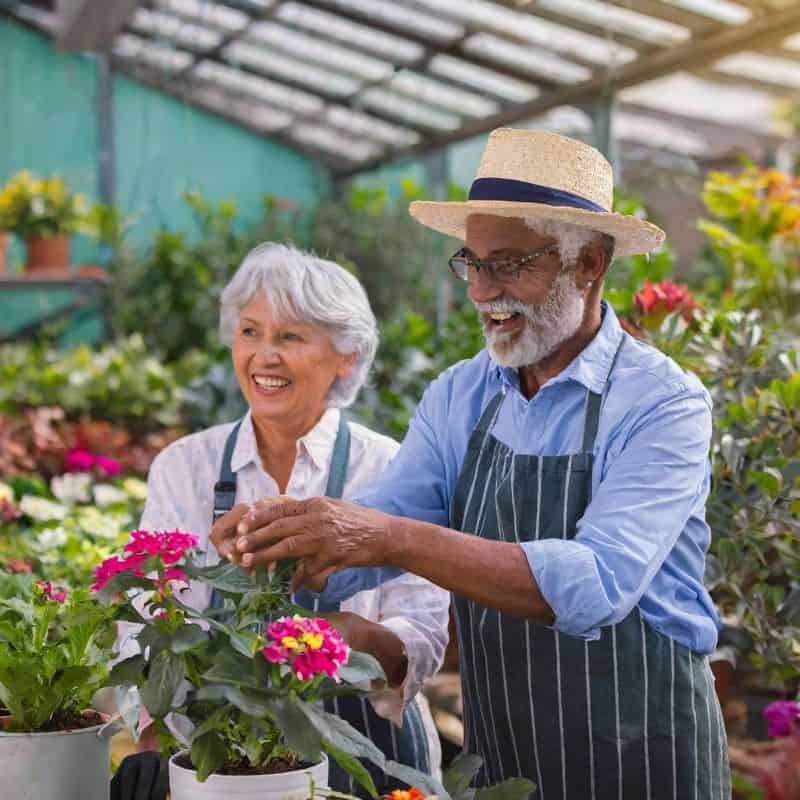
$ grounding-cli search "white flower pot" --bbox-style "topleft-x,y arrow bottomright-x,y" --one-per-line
169,750 -> 329,800
0,715 -> 119,800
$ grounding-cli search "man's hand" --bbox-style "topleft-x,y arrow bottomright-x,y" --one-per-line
232,497 -> 399,592
209,503 -> 251,563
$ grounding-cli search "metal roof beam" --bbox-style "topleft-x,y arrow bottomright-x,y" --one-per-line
337,2 -> 800,178
55,0 -> 141,52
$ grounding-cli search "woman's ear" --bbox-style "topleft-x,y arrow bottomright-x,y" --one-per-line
336,352 -> 357,380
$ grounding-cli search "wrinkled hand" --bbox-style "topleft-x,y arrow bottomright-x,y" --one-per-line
209,503 -> 251,563
232,496 -> 397,592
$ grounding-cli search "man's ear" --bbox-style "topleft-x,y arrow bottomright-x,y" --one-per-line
576,239 -> 610,289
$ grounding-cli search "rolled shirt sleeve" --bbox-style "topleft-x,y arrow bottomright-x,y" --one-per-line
368,571 -> 450,723
523,384 -> 713,640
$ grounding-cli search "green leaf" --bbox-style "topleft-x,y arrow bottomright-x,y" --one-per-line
747,468 -> 783,498
444,753 -> 483,799
201,651 -> 258,687
95,573 -> 155,605
475,778 -> 536,800
322,739 -> 378,799
170,624 -> 209,653
104,654 -> 144,688
229,628 -> 261,658
337,650 -> 386,685
190,731 -> 228,782
218,685 -> 275,716
183,561 -> 255,594
298,702 -> 384,767
268,698 -> 323,762
384,760 -> 449,799
141,649 -> 185,718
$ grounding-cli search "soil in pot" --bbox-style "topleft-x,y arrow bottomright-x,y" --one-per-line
37,709 -> 104,733
174,752 -> 312,777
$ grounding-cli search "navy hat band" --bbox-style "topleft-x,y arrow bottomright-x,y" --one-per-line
468,177 -> 608,213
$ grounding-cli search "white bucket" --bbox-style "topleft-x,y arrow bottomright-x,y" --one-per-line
0,715 -> 120,800
169,750 -> 329,800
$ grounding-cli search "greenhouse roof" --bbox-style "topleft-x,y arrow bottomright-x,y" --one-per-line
8,0 -> 800,175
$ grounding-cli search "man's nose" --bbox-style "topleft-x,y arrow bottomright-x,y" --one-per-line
467,266 -> 503,304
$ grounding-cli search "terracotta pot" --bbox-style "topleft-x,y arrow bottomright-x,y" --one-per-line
25,234 -> 70,275
0,232 -> 8,273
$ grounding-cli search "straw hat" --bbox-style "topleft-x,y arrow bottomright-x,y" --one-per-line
410,128 -> 665,257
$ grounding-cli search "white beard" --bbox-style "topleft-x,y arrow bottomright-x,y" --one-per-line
476,271 -> 586,369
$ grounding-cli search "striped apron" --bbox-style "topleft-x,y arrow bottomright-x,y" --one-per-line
212,416 -> 430,796
449,340 -> 730,799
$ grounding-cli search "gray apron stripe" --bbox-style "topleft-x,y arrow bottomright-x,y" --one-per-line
612,625 -> 623,800
690,653 -> 698,800
641,615 -> 651,800
478,608 -> 504,779
584,642 -> 596,800
671,638 -> 677,800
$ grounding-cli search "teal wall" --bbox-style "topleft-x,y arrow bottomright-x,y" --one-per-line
0,18 -> 326,271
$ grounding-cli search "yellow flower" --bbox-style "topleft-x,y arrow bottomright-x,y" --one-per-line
301,632 -> 324,651
281,636 -> 301,651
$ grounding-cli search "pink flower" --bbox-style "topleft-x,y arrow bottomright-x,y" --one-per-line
262,615 -> 350,682
764,701 -> 800,738
37,580 -> 68,603
92,529 -> 198,593
95,455 -> 121,477
65,448 -> 97,473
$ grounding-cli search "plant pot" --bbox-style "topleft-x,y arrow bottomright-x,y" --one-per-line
24,234 -> 70,275
169,750 -> 329,800
0,711 -> 120,800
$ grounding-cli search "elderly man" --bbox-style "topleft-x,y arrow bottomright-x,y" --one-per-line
213,129 -> 730,799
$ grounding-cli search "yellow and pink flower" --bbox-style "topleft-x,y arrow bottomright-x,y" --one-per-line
262,615 -> 350,682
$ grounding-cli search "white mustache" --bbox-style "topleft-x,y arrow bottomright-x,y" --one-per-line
474,299 -> 531,316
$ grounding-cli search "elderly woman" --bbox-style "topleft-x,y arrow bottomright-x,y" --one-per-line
134,243 -> 449,791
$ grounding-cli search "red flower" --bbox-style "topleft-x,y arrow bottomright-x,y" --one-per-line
95,455 -> 121,477
37,580 -> 68,603
5,558 -> 33,574
764,701 -> 800,738
633,280 -> 699,330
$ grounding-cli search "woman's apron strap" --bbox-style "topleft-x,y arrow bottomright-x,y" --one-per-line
213,419 -> 243,522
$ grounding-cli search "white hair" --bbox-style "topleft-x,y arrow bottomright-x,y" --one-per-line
524,218 -> 606,266
219,243 -> 378,408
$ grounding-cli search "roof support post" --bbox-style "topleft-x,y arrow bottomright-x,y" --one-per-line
424,149 -> 452,334
56,0 -> 140,53
592,91 -> 621,184
95,52 -> 116,263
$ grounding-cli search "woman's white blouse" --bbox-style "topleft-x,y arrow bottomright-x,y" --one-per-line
135,408 -> 449,771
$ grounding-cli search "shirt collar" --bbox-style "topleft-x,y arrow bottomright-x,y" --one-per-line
230,408 -> 341,474
493,300 -> 624,396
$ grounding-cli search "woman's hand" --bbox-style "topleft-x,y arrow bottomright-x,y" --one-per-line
323,611 -> 408,688
209,503 -> 252,563
232,496 -> 402,591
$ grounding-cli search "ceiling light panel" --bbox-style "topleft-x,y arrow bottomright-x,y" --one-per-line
154,0 -> 250,33
464,33 -> 592,83
325,106 -> 420,146
313,0 -> 464,43
429,55 -> 538,103
247,21 -> 393,80
194,60 -> 324,115
389,71 -> 499,117
130,8 -> 222,51
114,33 -> 194,72
276,3 -> 423,64
224,40 -> 361,96
535,0 -> 690,46
292,124 -> 384,161
715,51 -> 800,88
658,0 -> 751,24
413,0 -> 635,66
191,84 -> 293,131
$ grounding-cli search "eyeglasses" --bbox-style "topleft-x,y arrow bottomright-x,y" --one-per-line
448,244 -> 559,283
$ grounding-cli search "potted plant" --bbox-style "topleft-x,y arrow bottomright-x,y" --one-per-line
0,573 -> 121,800
0,170 -> 93,275
95,529 -> 449,800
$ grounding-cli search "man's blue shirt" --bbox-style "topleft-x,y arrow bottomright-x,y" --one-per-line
328,302 -> 720,654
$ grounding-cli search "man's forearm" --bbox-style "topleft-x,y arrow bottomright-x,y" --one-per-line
383,516 -> 555,623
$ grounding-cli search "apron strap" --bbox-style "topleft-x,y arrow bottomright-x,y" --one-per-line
213,418 -> 243,522
324,413 -> 351,500
467,390 -> 505,448
581,333 -> 627,454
